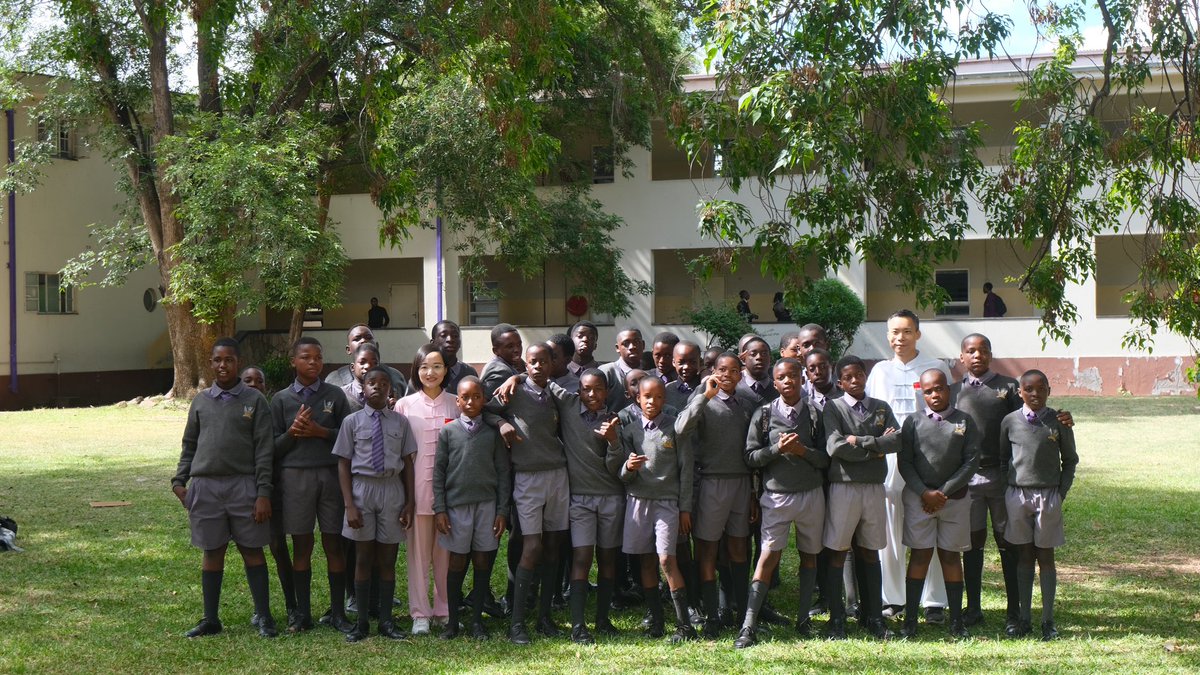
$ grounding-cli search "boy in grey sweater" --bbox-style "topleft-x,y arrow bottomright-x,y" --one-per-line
172,337 -> 277,639
898,369 -> 980,639
434,377 -> 511,640
613,377 -> 698,643
999,369 -> 1078,641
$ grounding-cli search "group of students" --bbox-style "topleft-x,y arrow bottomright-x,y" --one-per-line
171,312 -> 1078,648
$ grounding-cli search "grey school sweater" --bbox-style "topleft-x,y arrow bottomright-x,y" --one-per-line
950,373 -> 1021,468
999,407 -> 1079,496
614,410 -> 694,505
823,396 -> 901,484
433,418 -> 512,518
675,390 -> 754,478
483,383 -> 566,472
664,379 -> 699,412
899,410 -> 981,497
270,381 -> 352,468
173,384 -> 274,497
479,357 -> 521,400
745,399 -> 829,493
547,383 -> 624,496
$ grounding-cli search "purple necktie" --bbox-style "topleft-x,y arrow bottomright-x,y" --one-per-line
1025,411 -> 1038,424
645,420 -> 657,432
583,410 -> 598,424
852,401 -> 867,416
218,390 -> 234,402
968,378 -> 982,388
722,396 -> 738,411
370,410 -> 386,473
299,387 -> 311,400
928,411 -> 944,422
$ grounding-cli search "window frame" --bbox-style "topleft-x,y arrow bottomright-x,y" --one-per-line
934,268 -> 970,316
24,272 -> 77,315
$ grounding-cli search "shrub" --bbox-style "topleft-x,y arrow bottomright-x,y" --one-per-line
681,300 -> 754,350
260,352 -> 294,395
789,278 -> 866,359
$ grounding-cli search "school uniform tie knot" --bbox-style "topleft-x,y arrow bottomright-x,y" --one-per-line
582,410 -> 598,424
852,401 -> 867,415
678,382 -> 692,394
967,377 -> 983,388
370,410 -> 386,473
785,408 -> 797,423
218,391 -> 234,402
644,419 -> 657,431
721,396 -> 738,411
462,418 -> 477,434
927,411 -> 944,422
1025,410 -> 1038,424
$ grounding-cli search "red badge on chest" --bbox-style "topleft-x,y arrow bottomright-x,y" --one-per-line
912,381 -> 921,389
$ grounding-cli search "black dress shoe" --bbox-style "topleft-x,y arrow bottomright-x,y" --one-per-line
1040,620 -> 1058,641
484,596 -> 507,619
847,602 -> 861,622
899,620 -> 918,640
794,617 -> 812,638
688,607 -> 704,627
718,607 -> 737,628
257,616 -> 278,638
378,621 -> 408,640
288,612 -> 314,633
645,620 -> 665,639
327,614 -> 355,634
923,606 -> 946,625
184,618 -> 222,638
824,617 -> 847,640
318,608 -> 332,625
570,624 -> 595,645
345,627 -> 369,643
552,593 -> 567,611
701,619 -> 720,640
470,621 -> 489,640
864,618 -> 892,640
641,609 -> 654,629
509,623 -> 532,645
440,622 -> 460,640
536,616 -> 562,638
670,624 -> 698,643
734,626 -> 757,649
594,619 -> 619,637
962,607 -> 984,626
949,618 -> 969,639
759,602 -> 789,626
1006,619 -> 1032,638
809,598 -> 828,618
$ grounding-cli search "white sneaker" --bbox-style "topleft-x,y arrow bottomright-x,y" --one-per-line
412,617 -> 431,635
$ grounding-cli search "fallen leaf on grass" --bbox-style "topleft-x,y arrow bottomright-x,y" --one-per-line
89,501 -> 132,508
1164,641 -> 1195,653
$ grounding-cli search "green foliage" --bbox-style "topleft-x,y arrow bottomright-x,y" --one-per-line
787,278 -> 865,359
259,351 -> 293,395
680,299 -> 753,350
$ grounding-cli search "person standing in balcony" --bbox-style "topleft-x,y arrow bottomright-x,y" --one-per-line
983,283 -> 1008,318
367,297 -> 390,329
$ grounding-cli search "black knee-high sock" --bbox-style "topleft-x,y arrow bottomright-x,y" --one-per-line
796,567 -> 818,621
963,548 -> 984,611
1040,566 -> 1057,623
670,589 -> 690,628
245,564 -> 272,619
328,572 -> 346,618
1016,565 -> 1035,624
471,564 -> 490,623
538,562 -> 556,620
512,566 -> 535,627
826,565 -> 846,620
862,560 -> 883,621
294,569 -> 312,618
354,581 -> 371,632
904,577 -> 924,628
447,569 -> 466,629
202,570 -> 223,622
814,550 -> 830,604
595,577 -> 614,625
717,564 -> 733,610
730,561 -> 751,620
344,543 -> 356,599
741,579 -> 767,630
645,585 -> 664,625
274,548 -> 296,611
843,556 -> 858,608
1000,548 -> 1020,621
701,580 -> 720,621
853,556 -> 869,613
945,580 -> 964,624
369,571 -> 380,617
569,579 -> 588,627
377,578 -> 396,626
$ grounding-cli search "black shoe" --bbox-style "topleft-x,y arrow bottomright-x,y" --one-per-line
327,614 -> 355,634
256,615 -> 278,638
184,618 -> 222,638
440,622 -> 460,640
899,620 -> 918,639
378,621 -> 408,640
1006,619 -> 1032,638
718,607 -> 737,628
670,624 -> 698,643
536,616 -> 562,638
794,617 -> 812,638
287,612 -> 314,633
701,619 -> 721,640
552,593 -> 567,611
641,609 -> 653,629
594,619 -> 619,637
317,608 -> 332,625
285,608 -> 299,628
950,618 -> 969,639
881,604 -> 903,620
570,624 -> 594,645
864,618 -> 892,640
688,606 -> 704,627
509,623 -> 532,645
645,620 -> 665,639
485,596 -> 507,619
759,602 -> 789,626
962,607 -> 984,627
734,626 -> 757,649
824,617 -> 847,640
808,598 -> 827,618
1040,620 -> 1058,641
471,621 -> 489,640
345,627 -> 369,643
923,606 -> 946,625
847,602 -> 862,622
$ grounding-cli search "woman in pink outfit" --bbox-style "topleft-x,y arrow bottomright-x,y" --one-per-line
395,343 -> 458,635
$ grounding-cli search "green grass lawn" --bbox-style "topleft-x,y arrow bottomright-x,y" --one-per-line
0,397 -> 1197,673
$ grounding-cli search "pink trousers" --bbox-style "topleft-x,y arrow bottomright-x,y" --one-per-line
408,514 -> 449,619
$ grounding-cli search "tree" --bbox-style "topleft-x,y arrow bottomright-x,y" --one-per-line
675,0 -> 1200,384
787,278 -> 865,359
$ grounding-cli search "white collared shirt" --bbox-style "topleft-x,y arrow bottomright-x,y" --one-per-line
865,351 -> 952,425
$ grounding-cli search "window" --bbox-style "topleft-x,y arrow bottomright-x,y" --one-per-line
37,120 -> 75,159
591,145 -> 614,184
25,272 -> 75,314
302,307 -> 324,329
713,138 -> 732,176
934,269 -> 969,316
468,281 -> 500,326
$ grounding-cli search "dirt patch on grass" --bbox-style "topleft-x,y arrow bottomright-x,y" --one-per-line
1060,556 -> 1200,582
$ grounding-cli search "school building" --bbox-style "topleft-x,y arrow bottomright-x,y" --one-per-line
2,55 -> 1196,409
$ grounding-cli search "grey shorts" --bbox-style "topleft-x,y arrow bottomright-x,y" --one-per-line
622,497 -> 679,556
760,488 -> 825,554
902,489 -> 971,551
342,474 -> 407,544
513,468 -> 570,535
280,465 -> 344,535
438,502 -> 500,554
693,476 -> 751,542
186,476 -> 270,550
823,482 -> 887,551
1004,486 -> 1065,548
569,494 -> 625,549
969,466 -> 1008,533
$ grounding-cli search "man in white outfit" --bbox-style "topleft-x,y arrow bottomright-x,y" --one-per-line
865,310 -> 952,624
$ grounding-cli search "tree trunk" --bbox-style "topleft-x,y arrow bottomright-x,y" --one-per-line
286,173 -> 334,347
